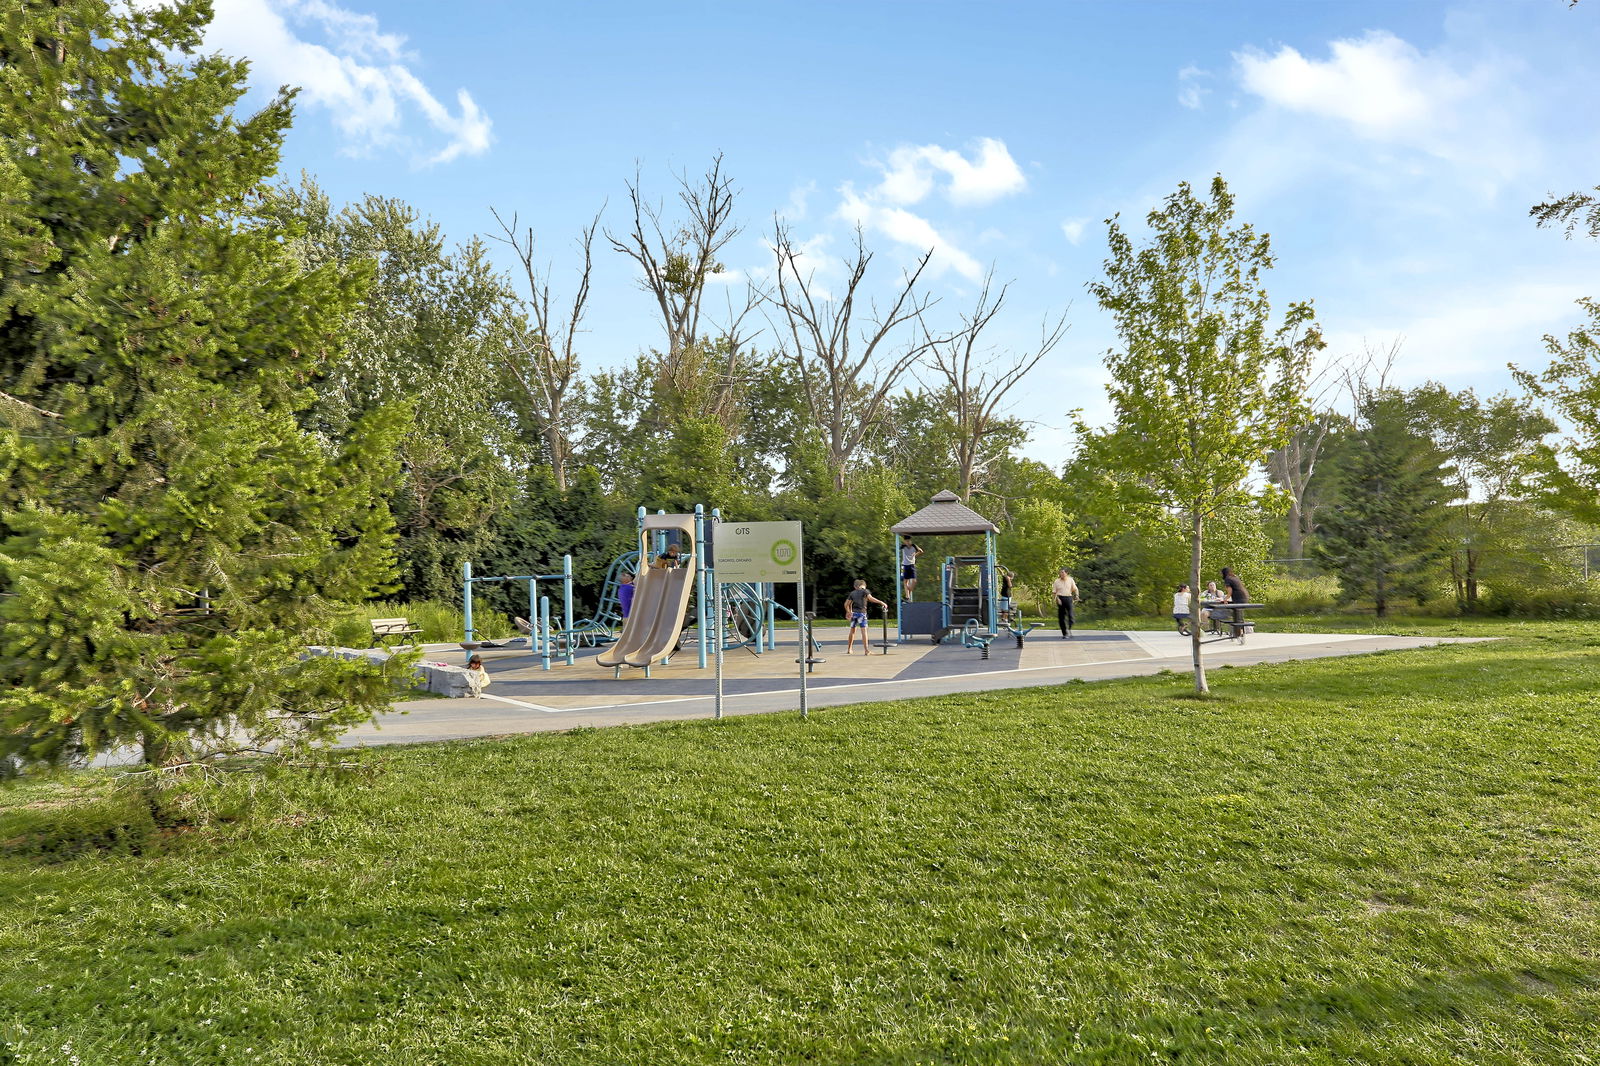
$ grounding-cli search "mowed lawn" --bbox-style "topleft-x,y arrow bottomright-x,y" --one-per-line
3,622 -> 1599,1065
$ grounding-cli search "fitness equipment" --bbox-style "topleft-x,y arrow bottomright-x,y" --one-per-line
462,556 -> 576,670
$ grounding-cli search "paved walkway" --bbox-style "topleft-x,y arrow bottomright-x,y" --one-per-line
339,628 -> 1489,750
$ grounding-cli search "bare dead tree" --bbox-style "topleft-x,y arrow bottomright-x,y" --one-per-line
490,207 -> 600,492
769,221 -> 942,491
1266,349 -> 1359,560
605,155 -> 767,429
607,155 -> 740,373
925,273 -> 1068,499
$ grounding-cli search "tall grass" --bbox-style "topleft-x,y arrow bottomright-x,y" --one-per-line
328,599 -> 515,647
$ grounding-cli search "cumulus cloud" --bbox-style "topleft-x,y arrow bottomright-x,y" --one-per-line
1235,31 -> 1474,139
836,185 -> 985,282
1060,218 -> 1089,245
203,0 -> 492,166
872,137 -> 1028,207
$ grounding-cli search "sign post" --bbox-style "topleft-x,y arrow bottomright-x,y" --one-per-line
712,521 -> 805,720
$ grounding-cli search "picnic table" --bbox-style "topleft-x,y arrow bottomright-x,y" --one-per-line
1202,602 -> 1265,644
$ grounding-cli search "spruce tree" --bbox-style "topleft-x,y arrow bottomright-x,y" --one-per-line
0,0 -> 406,772
1313,393 -> 1455,617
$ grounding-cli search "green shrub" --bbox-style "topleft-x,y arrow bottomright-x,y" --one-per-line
1254,572 -> 1342,614
328,600 -> 515,647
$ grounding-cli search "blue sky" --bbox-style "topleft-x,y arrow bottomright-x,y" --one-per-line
202,0 -> 1600,469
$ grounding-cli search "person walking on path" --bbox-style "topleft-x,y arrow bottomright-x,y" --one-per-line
843,579 -> 888,654
1053,568 -> 1079,638
899,536 -> 923,601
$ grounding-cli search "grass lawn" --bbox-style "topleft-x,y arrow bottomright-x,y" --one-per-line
4,619 -> 1599,1064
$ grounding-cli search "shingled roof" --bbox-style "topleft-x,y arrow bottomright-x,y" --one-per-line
891,489 -> 999,536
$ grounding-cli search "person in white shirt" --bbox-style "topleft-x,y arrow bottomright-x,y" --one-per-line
1052,568 -> 1079,638
899,536 -> 923,601
1172,583 -> 1192,635
1199,581 -> 1224,633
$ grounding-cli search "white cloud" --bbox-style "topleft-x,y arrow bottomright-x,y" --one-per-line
836,185 -> 984,282
1235,31 -> 1472,139
871,137 -> 1027,207
1213,29 -> 1537,200
203,0 -> 491,166
781,180 -> 817,221
1177,65 -> 1211,110
1061,218 -> 1089,245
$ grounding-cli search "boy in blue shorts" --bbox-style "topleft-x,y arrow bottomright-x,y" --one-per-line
843,579 -> 888,654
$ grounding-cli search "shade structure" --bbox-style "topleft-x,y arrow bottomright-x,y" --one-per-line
891,489 -> 998,536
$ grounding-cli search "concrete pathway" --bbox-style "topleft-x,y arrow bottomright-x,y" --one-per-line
340,628 -> 1489,750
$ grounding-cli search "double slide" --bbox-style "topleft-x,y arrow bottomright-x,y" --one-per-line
596,565 -> 695,676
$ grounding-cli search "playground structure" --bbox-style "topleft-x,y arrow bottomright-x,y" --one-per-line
461,556 -> 576,670
463,504 -> 807,677
892,490 -> 1016,655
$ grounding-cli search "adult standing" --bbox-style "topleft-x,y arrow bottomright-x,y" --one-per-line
1221,566 -> 1249,605
1052,568 -> 1079,639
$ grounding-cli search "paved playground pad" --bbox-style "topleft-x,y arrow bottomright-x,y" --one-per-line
340,627 -> 1489,748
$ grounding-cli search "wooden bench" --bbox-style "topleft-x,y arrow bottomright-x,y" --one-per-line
370,617 -> 423,647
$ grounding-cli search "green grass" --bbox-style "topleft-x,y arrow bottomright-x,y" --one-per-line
4,622 -> 1600,1064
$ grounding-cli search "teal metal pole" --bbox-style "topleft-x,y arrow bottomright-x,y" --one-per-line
463,560 -> 474,646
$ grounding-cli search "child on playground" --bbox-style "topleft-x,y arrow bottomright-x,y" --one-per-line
899,535 -> 923,600
618,572 -> 635,618
464,653 -> 490,698
651,543 -> 683,569
843,579 -> 887,654
1172,584 -> 1192,635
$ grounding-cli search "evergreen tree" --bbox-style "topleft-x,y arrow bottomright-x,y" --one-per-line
0,0 -> 405,772
1313,393 -> 1455,617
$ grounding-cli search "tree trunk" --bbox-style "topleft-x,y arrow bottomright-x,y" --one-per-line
546,424 -> 567,493
1286,495 -> 1303,561
1465,548 -> 1479,611
1190,506 -> 1208,695
1374,568 -> 1388,619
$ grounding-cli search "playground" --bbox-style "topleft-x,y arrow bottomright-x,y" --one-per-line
357,489 -> 1488,746
346,626 -> 1481,745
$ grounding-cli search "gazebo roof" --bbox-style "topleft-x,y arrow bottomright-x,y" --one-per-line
891,490 -> 998,536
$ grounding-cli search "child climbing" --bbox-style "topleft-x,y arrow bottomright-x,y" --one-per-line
843,579 -> 888,654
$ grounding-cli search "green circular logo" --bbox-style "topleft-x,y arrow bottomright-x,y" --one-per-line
770,539 -> 797,567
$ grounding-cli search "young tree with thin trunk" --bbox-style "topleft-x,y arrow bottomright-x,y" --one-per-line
769,222 -> 941,492
1082,176 -> 1320,694
926,273 -> 1068,498
491,207 -> 600,492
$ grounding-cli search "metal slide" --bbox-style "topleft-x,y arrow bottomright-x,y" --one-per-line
596,566 -> 696,674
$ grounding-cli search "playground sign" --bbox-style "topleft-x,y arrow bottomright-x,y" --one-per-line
714,522 -> 803,583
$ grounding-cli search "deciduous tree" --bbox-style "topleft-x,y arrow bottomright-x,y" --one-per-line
1081,176 -> 1320,692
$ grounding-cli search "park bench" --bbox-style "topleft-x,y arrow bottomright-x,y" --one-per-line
370,617 -> 423,648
